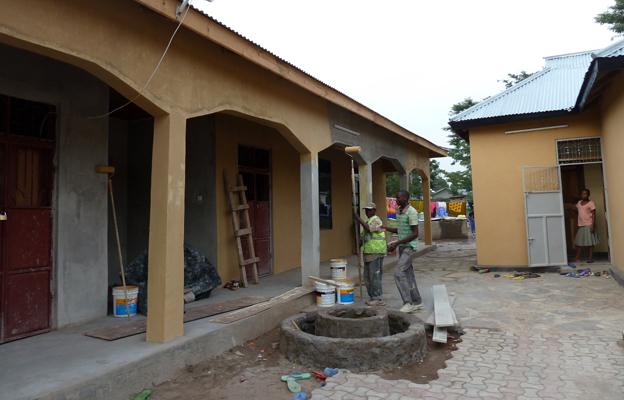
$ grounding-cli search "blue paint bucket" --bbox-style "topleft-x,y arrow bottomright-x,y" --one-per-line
336,280 -> 354,305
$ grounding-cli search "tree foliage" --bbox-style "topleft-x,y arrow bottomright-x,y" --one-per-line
500,71 -> 533,89
596,0 -> 624,33
385,173 -> 400,198
443,98 -> 478,200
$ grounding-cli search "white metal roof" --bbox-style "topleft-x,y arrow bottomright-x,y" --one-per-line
450,39 -> 624,124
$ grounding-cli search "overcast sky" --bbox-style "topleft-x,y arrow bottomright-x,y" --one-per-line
192,0 -> 617,170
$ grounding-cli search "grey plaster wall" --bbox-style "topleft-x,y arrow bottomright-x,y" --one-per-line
0,44 -> 110,327
0,46 -> 108,326
108,118 -> 129,287
328,104 -> 410,168
185,116 -> 217,268
125,120 -> 153,262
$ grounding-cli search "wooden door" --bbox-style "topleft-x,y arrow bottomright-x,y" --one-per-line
238,146 -> 272,276
0,140 -> 54,342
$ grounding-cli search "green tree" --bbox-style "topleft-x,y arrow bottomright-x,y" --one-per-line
409,159 -> 448,196
596,0 -> 624,33
445,98 -> 477,200
500,71 -> 533,89
385,173 -> 400,198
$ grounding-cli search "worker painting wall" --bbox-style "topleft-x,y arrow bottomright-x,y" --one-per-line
601,73 -> 624,276
215,114 -> 301,283
319,147 -> 356,261
469,113 -> 602,266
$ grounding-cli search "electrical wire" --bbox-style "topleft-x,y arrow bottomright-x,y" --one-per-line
89,3 -> 191,119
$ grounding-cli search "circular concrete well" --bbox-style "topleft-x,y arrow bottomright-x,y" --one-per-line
280,306 -> 427,371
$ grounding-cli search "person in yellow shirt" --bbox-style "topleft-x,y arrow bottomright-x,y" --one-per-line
354,203 -> 386,306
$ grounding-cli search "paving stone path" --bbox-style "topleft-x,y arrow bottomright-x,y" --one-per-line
313,329 -> 624,399
311,240 -> 624,400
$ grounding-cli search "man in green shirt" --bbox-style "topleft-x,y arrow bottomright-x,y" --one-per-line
384,190 -> 422,313
354,202 -> 386,306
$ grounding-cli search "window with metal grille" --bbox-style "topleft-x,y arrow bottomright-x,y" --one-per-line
557,138 -> 602,165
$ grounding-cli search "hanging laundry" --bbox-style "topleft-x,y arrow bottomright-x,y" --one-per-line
410,200 -> 424,213
436,202 -> 448,218
386,197 -> 397,219
448,201 -> 465,215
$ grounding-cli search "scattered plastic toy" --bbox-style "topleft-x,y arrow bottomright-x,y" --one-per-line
323,368 -> 339,377
132,390 -> 152,400
293,392 -> 308,400
281,372 -> 312,382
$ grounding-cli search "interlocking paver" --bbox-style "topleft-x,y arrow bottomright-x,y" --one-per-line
311,241 -> 624,400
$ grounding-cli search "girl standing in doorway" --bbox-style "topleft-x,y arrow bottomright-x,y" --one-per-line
575,188 -> 599,264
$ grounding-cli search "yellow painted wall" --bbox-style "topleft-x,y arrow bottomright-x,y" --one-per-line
469,113 -> 602,266
601,72 -> 624,274
0,0 -> 332,154
583,164 -> 609,253
319,148 -> 355,261
215,114 -> 301,282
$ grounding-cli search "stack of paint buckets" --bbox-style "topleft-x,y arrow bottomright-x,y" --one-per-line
315,259 -> 355,307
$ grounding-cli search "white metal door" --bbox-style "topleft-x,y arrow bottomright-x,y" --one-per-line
523,167 -> 567,267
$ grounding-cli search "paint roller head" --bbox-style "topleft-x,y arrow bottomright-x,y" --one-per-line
344,146 -> 361,155
95,165 -> 115,175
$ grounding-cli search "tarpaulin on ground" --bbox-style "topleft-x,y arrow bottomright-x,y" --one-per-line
124,244 -> 222,314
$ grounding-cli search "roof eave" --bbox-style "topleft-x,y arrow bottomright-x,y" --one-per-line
576,55 -> 624,110
449,109 -> 574,140
132,0 -> 447,157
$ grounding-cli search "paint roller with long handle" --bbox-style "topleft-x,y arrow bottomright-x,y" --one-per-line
344,146 -> 364,303
96,165 -> 132,319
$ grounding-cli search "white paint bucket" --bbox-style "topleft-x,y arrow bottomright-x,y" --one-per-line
112,286 -> 138,317
330,259 -> 347,281
315,281 -> 336,307
336,280 -> 355,305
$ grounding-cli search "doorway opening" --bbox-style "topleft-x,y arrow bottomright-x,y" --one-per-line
238,145 -> 272,276
558,138 -> 610,263
0,94 -> 56,343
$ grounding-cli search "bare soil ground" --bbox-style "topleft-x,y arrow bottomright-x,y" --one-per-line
150,327 -> 458,400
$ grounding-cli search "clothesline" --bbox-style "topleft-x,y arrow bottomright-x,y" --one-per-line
385,197 -> 466,219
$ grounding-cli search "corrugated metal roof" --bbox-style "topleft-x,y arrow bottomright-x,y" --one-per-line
450,40 -> 624,125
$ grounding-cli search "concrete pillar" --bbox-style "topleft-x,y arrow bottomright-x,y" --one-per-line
146,111 -> 187,343
300,152 -> 320,286
422,174 -> 433,245
358,162 -> 373,214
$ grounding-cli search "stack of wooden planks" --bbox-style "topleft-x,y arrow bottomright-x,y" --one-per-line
430,284 -> 459,344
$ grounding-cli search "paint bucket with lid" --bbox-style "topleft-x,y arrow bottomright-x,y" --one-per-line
112,285 -> 138,317
330,259 -> 347,281
336,280 -> 355,305
315,281 -> 336,307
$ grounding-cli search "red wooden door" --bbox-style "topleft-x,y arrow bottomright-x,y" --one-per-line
239,168 -> 272,277
1,141 -> 53,342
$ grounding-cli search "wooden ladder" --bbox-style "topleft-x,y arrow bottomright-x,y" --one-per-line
224,172 -> 260,287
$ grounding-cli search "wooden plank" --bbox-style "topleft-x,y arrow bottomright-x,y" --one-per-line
84,296 -> 269,341
183,296 -> 269,322
432,284 -> 455,328
433,326 -> 448,343
424,311 -> 435,327
232,204 -> 250,211
229,185 -> 247,192
209,287 -> 312,324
